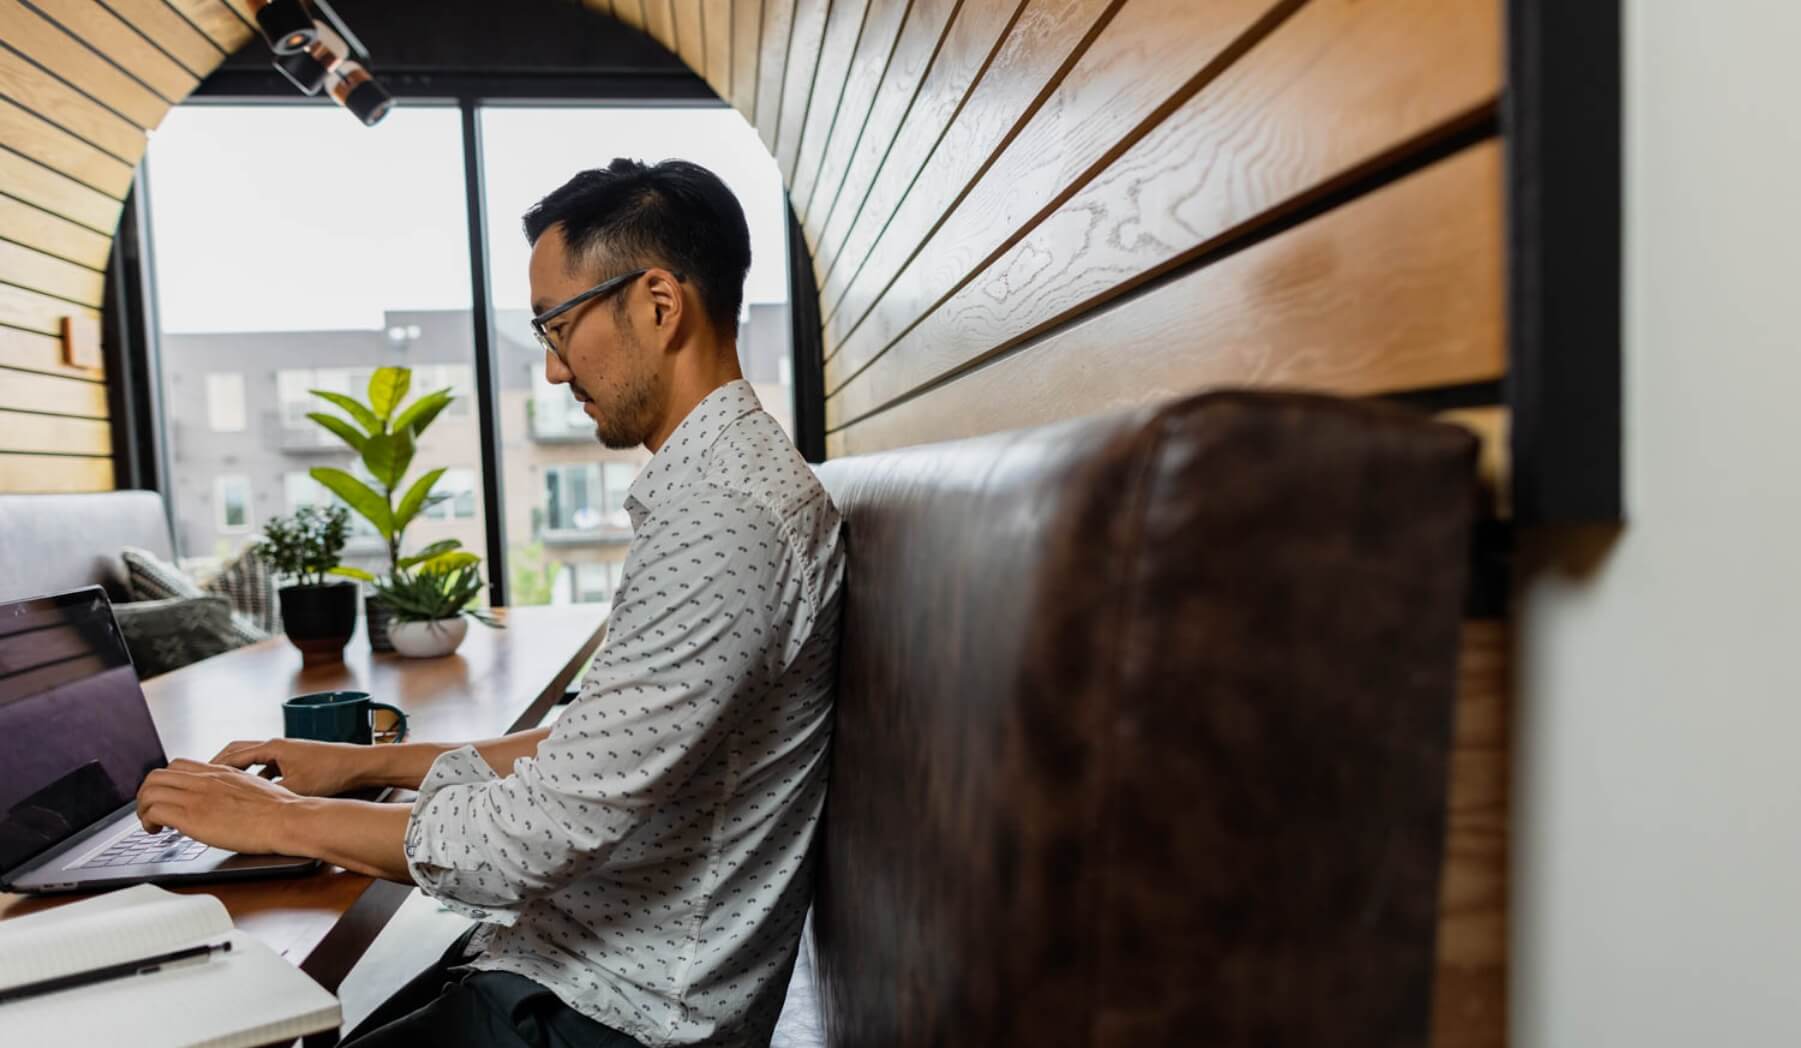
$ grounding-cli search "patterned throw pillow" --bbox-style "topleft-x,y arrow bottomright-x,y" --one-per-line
121,545 -> 276,641
113,596 -> 255,679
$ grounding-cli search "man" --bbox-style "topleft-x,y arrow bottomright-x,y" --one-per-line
134,158 -> 845,1048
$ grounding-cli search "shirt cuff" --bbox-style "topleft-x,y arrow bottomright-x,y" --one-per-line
402,745 -> 519,925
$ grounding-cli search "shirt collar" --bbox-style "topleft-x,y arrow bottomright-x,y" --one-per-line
624,380 -> 762,529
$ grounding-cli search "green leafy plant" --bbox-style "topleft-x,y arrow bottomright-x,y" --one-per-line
370,564 -> 502,627
260,505 -> 350,587
306,365 -> 468,578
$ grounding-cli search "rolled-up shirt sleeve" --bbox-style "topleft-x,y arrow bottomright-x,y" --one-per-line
403,484 -> 815,919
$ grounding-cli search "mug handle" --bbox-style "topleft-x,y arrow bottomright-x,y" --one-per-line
370,702 -> 408,744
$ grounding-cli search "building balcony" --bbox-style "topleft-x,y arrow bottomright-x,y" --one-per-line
527,398 -> 594,444
267,412 -> 354,454
540,525 -> 632,548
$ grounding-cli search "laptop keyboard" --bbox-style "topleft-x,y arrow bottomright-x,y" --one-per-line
77,827 -> 208,869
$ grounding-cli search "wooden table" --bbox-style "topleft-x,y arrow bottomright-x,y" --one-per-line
0,603 -> 608,999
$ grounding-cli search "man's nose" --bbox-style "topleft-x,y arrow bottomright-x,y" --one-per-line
545,348 -> 571,383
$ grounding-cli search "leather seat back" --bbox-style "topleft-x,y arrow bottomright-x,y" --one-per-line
810,391 -> 1477,1047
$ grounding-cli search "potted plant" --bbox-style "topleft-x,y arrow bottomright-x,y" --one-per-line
261,505 -> 358,666
371,561 -> 502,658
305,365 -> 464,651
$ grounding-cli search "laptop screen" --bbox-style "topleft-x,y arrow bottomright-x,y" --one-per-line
0,588 -> 167,876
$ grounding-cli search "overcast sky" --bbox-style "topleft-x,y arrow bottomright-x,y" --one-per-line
146,103 -> 789,334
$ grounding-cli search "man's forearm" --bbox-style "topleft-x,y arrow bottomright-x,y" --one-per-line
282,797 -> 414,882
356,727 -> 552,791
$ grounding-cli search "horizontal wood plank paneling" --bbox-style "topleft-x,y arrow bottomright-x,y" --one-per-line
0,451 -> 113,491
0,408 -> 111,454
730,0 -> 763,117
29,0 -> 199,104
0,324 -> 102,381
611,0 -> 646,29
0,96 -> 134,197
1443,405 -> 1511,519
643,0 -> 678,51
0,44 -> 147,161
772,0 -> 832,177
0,365 -> 108,415
753,0 -> 796,147
789,0 -> 905,220
579,0 -> 615,15
163,0 -> 255,52
0,150 -> 123,232
817,0 -> 1109,316
827,140 -> 1504,448
0,0 -> 172,126
1433,617 -> 1510,1048
671,0 -> 708,84
0,194 -> 114,269
101,0 -> 225,76
0,237 -> 106,306
782,0 -> 866,185
810,0 -> 1008,279
701,0 -> 733,100
0,280 -> 101,336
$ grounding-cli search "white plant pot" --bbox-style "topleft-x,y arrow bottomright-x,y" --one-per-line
388,617 -> 469,658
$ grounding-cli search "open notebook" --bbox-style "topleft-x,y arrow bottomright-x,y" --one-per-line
0,883 -> 340,1047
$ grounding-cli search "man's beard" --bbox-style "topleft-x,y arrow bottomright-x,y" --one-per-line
592,368 -> 656,449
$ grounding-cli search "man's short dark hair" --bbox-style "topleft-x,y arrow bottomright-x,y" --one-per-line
523,158 -> 752,338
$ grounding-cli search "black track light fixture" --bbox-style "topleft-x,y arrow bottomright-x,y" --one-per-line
248,0 -> 394,126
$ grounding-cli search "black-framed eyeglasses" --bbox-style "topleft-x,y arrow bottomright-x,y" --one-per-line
529,267 -> 684,360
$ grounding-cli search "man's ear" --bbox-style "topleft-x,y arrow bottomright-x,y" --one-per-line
644,269 -> 684,347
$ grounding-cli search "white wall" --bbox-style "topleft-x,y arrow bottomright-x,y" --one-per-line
1513,2 -> 1801,1045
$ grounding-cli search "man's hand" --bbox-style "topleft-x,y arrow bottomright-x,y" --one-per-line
210,737 -> 371,797
136,759 -> 301,855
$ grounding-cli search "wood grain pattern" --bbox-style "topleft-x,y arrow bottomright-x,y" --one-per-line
100,0 -> 225,76
826,0 -> 1501,401
0,193 -> 114,269
163,0 -> 255,52
772,0 -> 833,178
821,0 -> 1109,324
28,0 -> 199,104
701,0 -> 733,100
611,0 -> 646,30
0,324 -> 103,380
1433,618 -> 1509,1048
730,0 -> 763,116
0,361 -> 108,414
671,0 -> 708,77
789,0 -> 905,221
0,96 -> 135,197
822,0 -> 1283,357
0,450 -> 112,490
0,606 -> 609,979
0,408 -> 111,453
781,0 -> 866,185
0,0 -> 172,127
0,40 -> 147,160
0,237 -> 106,306
643,0 -> 678,51
805,0 -> 957,267
0,152 -> 123,233
1442,406 -> 1510,519
0,280 -> 101,337
753,0 -> 795,148
826,140 -> 1504,449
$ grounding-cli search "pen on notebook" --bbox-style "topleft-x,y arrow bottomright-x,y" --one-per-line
0,940 -> 232,1005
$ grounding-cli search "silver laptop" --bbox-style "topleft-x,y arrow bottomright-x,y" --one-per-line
0,586 -> 319,894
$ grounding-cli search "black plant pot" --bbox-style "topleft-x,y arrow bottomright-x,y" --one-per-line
279,582 -> 359,667
364,594 -> 395,653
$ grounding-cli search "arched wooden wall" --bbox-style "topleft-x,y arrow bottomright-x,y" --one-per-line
0,3 -> 1506,1045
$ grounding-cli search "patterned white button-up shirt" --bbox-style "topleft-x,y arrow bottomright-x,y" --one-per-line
403,381 -> 844,1047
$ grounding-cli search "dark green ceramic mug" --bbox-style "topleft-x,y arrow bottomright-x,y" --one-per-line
282,690 -> 408,745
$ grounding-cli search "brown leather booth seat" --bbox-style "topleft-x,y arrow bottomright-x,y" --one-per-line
0,491 -> 175,604
804,391 -> 1477,1047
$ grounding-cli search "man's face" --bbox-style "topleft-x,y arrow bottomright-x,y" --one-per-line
528,225 -> 662,450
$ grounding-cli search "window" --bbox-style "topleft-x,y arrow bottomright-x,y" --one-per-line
543,463 -> 637,533
216,475 -> 251,532
206,373 -> 245,432
423,468 -> 478,520
573,560 -> 624,604
147,105 -> 486,575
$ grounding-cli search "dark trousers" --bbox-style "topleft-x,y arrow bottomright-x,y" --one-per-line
338,927 -> 646,1048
